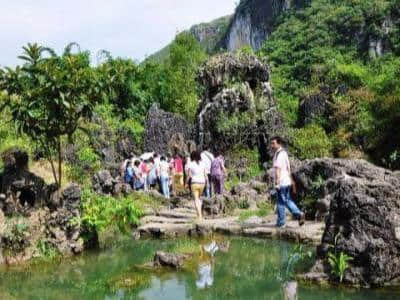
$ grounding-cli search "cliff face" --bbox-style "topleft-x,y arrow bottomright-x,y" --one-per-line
189,15 -> 232,53
220,0 -> 308,51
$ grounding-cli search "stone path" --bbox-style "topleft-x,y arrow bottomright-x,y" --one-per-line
137,205 -> 325,245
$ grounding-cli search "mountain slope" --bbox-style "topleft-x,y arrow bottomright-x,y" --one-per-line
146,15 -> 232,63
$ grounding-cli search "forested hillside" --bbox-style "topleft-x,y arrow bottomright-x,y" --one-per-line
1,0 -> 400,183
259,0 -> 400,168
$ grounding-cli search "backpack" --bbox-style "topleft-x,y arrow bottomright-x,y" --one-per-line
211,158 -> 223,177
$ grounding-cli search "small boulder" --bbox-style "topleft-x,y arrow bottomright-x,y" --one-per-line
153,251 -> 192,269
92,170 -> 118,195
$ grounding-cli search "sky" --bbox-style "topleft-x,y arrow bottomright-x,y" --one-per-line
0,0 -> 237,67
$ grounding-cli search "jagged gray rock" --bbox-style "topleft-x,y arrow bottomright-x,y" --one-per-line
144,104 -> 194,156
92,170 -> 118,195
0,148 -> 57,215
293,158 -> 400,220
196,53 -> 285,156
298,158 -> 400,286
0,150 -> 85,264
47,184 -> 83,256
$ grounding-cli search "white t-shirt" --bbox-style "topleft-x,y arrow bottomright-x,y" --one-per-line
273,148 -> 292,187
188,161 -> 206,184
201,151 -> 214,174
159,161 -> 170,178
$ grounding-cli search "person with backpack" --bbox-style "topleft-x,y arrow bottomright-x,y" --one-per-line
201,148 -> 215,198
124,161 -> 134,189
271,136 -> 305,228
211,152 -> 226,195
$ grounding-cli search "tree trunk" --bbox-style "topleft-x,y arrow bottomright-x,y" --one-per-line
58,136 -> 62,189
44,142 -> 59,187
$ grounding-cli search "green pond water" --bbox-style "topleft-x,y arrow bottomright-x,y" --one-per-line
0,236 -> 399,300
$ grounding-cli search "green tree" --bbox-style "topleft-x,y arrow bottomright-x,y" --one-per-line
98,57 -> 151,121
157,32 -> 207,120
0,43 -> 106,187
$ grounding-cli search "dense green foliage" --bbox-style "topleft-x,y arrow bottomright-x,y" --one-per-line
290,124 -> 333,159
0,43 -> 107,186
259,0 -> 400,168
143,32 -> 207,120
80,189 -> 143,235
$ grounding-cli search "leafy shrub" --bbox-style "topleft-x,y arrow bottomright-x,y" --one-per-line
216,111 -> 257,151
290,124 -> 333,159
2,218 -> 30,253
225,147 -> 263,190
281,244 -> 314,280
37,240 -> 60,260
80,189 -> 143,236
118,119 -> 144,147
66,146 -> 101,184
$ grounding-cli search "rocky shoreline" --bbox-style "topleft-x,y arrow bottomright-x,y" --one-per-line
2,146 -> 400,288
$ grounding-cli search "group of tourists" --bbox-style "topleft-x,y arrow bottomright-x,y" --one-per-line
121,148 -> 226,221
121,135 -> 305,227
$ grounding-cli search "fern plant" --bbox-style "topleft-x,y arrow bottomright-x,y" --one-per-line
328,251 -> 353,283
327,232 -> 353,283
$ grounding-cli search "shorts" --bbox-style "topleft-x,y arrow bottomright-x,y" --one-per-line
191,183 -> 205,199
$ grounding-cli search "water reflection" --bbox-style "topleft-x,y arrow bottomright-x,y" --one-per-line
195,240 -> 218,289
196,263 -> 213,289
283,281 -> 298,300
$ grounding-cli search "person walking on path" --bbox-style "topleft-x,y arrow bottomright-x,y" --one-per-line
186,150 -> 207,221
211,152 -> 226,195
271,136 -> 305,228
158,156 -> 171,199
124,161 -> 134,189
201,148 -> 214,198
171,152 -> 184,195
132,160 -> 145,190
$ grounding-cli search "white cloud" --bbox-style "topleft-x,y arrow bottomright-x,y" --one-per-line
0,0 -> 237,67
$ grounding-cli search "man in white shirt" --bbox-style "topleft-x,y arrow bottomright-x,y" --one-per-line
271,136 -> 305,228
201,148 -> 214,198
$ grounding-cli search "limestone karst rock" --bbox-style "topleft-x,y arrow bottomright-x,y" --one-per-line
196,52 -> 285,157
297,158 -> 400,286
144,104 -> 194,156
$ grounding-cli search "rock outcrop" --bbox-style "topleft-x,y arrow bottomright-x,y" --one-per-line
92,169 -> 132,196
298,158 -> 400,286
0,148 -> 57,215
293,158 -> 400,220
46,184 -> 84,256
0,149 -> 85,264
144,104 -> 194,156
196,53 -> 285,156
